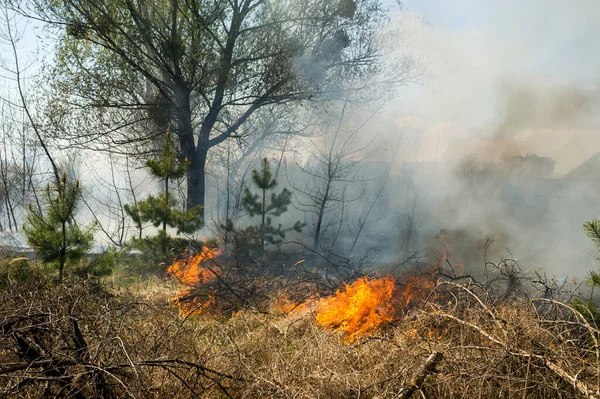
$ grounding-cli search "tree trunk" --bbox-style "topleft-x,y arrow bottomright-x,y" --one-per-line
174,85 -> 207,218
59,220 -> 66,284
174,5 -> 243,217
261,185 -> 266,253
313,180 -> 331,250
223,149 -> 231,244
186,146 -> 207,218
163,177 -> 169,233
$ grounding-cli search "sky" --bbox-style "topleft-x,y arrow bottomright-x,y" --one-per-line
379,0 -> 600,175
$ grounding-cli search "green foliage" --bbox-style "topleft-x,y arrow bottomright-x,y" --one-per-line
145,133 -> 188,181
584,220 -> 600,249
37,0 -> 395,212
23,173 -> 94,282
0,257 -> 44,286
231,226 -> 263,262
589,270 -> 600,288
585,219 -> 600,290
123,202 -> 142,234
244,158 -> 290,218
72,247 -> 120,278
125,192 -> 203,235
122,231 -> 204,275
220,218 -> 235,244
128,230 -> 181,258
124,133 -> 203,266
242,158 -> 303,253
572,299 -> 600,329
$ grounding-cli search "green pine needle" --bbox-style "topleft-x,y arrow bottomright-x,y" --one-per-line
584,220 -> 600,248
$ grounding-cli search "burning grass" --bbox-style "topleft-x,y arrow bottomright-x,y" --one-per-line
316,276 -> 397,342
1,254 -> 599,398
162,244 -> 507,353
167,247 -> 222,316
166,249 -> 436,342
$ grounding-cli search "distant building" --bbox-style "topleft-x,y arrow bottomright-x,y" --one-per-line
501,154 -> 556,179
565,152 -> 600,180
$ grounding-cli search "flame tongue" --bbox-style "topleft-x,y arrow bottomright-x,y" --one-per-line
168,247 -> 222,284
316,276 -> 396,343
400,274 -> 436,307
167,247 -> 222,316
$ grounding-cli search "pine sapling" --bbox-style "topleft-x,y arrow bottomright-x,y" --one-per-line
124,132 -> 203,263
243,158 -> 303,253
24,172 -> 94,283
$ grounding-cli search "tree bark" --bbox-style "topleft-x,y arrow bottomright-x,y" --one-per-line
178,7 -> 242,216
174,84 -> 207,218
186,146 -> 207,217
59,219 -> 66,284
313,180 -> 331,250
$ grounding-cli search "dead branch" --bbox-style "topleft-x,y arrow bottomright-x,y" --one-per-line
396,352 -> 443,399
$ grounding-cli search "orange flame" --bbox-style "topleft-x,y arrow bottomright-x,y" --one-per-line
272,291 -> 319,315
167,247 -> 222,316
316,276 -> 396,343
399,274 -> 436,308
272,294 -> 302,314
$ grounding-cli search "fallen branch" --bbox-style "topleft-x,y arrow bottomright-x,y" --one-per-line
0,358 -> 240,382
545,359 -> 599,399
396,352 -> 443,399
437,309 -> 599,399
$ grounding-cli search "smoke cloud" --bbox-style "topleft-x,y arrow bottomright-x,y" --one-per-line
355,1 -> 600,279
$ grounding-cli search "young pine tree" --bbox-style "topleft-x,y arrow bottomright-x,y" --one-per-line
24,172 -> 94,283
584,219 -> 600,289
571,219 -> 600,328
124,132 -> 203,263
243,158 -> 303,253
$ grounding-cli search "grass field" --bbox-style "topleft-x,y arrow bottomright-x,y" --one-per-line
0,253 -> 598,398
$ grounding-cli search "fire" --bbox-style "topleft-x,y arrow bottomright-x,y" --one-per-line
399,274 -> 436,307
167,247 -> 222,316
272,291 -> 319,315
167,247 -> 222,284
316,276 -> 396,343
272,293 -> 302,314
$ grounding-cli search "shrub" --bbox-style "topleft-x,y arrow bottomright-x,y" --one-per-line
23,173 -> 94,283
241,157 -> 303,255
72,247 -> 120,278
124,132 -> 203,269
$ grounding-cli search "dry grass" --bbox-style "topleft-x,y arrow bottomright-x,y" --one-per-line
1,266 -> 599,398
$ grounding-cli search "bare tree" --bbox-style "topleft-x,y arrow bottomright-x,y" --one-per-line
80,155 -> 147,247
0,7 -> 59,185
0,19 -> 43,232
0,138 -> 19,231
348,177 -> 387,253
211,143 -> 252,244
288,101 -> 376,251
395,186 -> 420,251
347,139 -> 400,253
